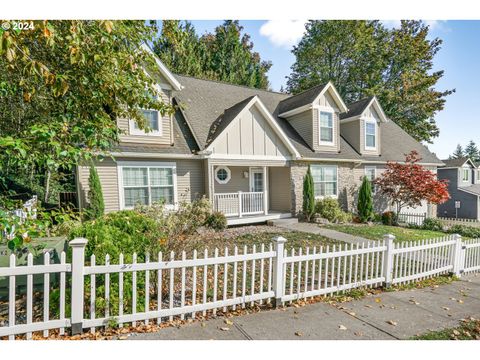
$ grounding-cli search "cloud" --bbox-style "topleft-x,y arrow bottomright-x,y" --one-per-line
382,20 -> 447,31
259,20 -> 307,49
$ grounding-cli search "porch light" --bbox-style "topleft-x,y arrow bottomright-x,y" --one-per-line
243,171 -> 249,179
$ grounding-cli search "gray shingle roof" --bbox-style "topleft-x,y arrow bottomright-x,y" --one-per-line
277,84 -> 328,115
460,184 -> 480,196
340,96 -> 374,120
123,74 -> 443,165
441,157 -> 471,168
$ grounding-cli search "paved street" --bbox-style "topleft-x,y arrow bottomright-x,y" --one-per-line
125,274 -> 480,340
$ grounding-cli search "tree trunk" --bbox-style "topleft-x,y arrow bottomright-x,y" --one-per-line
44,169 -> 51,203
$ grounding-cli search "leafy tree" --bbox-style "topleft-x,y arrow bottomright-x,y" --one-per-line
374,150 -> 450,222
0,20 -> 172,202
154,20 -> 272,89
357,177 -> 374,222
87,165 -> 104,219
287,20 -> 454,143
303,165 -> 315,222
464,140 -> 480,163
451,144 -> 465,159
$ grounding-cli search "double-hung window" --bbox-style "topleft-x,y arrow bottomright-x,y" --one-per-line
364,166 -> 376,194
311,165 -> 337,198
462,168 -> 470,183
319,110 -> 334,144
121,163 -> 176,208
365,119 -> 376,149
129,94 -> 163,136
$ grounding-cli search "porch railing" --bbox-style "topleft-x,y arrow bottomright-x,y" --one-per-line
213,191 -> 265,217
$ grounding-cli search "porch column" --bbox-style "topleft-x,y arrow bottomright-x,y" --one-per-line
206,159 -> 214,207
263,166 -> 268,215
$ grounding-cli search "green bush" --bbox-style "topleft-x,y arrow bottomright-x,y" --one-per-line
303,165 -> 315,221
87,165 -> 104,219
315,197 -> 352,223
357,176 -> 374,222
69,210 -> 166,262
422,218 -> 444,232
447,225 -> 480,238
381,211 -> 397,226
205,211 -> 227,231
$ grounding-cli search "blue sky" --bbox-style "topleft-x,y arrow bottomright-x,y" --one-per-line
159,20 -> 480,159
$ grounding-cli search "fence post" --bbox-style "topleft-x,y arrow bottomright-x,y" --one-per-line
383,234 -> 395,287
69,237 -> 88,335
452,234 -> 463,276
272,236 -> 287,307
238,191 -> 243,218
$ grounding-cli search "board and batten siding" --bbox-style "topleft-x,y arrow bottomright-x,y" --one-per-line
269,167 -> 291,212
211,105 -> 290,158
77,158 -> 205,212
117,87 -> 173,145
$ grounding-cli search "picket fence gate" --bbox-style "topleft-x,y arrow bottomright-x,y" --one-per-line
1,234 -> 480,340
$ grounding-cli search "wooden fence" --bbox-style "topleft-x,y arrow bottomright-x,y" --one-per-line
438,217 -> 480,228
1,234 -> 480,340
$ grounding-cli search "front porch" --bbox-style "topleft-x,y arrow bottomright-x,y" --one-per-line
207,163 -> 293,225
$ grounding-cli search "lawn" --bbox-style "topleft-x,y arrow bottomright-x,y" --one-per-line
184,225 -> 340,253
411,319 -> 480,340
324,224 -> 446,243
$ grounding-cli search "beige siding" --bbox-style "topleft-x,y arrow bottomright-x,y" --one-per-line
118,88 -> 173,145
287,110 -> 313,149
269,167 -> 291,211
211,104 -> 290,158
360,117 -> 381,156
340,120 -> 361,152
213,166 -> 250,193
77,158 -> 205,212
77,158 -> 120,213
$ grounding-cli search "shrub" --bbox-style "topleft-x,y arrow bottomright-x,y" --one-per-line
87,165 -> 104,219
422,217 -> 443,232
357,177 -> 374,222
205,211 -> 227,231
315,197 -> 352,223
303,165 -> 315,222
69,210 -> 166,262
447,225 -> 480,238
382,211 -> 397,226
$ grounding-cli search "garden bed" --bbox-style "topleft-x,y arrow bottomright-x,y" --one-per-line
323,224 -> 446,242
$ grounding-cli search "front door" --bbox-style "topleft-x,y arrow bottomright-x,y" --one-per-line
250,168 -> 264,192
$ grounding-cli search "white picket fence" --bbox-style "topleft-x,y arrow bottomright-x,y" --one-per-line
398,212 -> 427,226
438,217 -> 480,228
1,234 -> 480,340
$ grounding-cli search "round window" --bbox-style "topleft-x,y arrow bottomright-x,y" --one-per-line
215,166 -> 231,184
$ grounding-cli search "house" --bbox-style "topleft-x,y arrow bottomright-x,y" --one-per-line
75,50 -> 443,225
437,157 -> 480,220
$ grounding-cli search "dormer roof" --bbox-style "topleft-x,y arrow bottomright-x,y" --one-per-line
441,157 -> 477,169
340,96 -> 388,122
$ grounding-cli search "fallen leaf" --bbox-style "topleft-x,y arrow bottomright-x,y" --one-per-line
374,298 -> 382,303
442,307 -> 450,311
220,327 -> 230,331
224,319 -> 233,325
348,311 -> 356,316
338,325 -> 347,330
295,331 -> 303,337
201,323 -> 206,327
458,299 -> 464,304
364,304 -> 372,308
354,332 -> 363,336
453,329 -> 460,336
118,335 -> 128,340
387,320 -> 398,326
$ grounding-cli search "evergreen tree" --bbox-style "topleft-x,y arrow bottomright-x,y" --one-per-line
287,20 -> 454,143
87,165 -> 104,219
451,144 -> 465,159
357,177 -> 374,223
303,165 -> 315,222
464,140 -> 480,162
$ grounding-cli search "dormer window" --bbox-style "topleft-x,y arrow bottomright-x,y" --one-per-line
319,109 -> 334,145
365,119 -> 377,150
462,168 -> 470,182
129,109 -> 162,136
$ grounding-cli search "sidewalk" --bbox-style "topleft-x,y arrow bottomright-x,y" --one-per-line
125,274 -> 480,340
271,218 -> 371,245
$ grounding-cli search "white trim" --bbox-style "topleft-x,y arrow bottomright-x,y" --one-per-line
128,116 -> 163,137
207,153 -> 292,161
364,165 -> 377,194
317,106 -> 335,146
458,187 -> 480,197
314,82 -> 348,113
204,96 -> 301,159
117,160 -> 178,210
111,152 -> 198,159
214,166 -> 231,185
341,96 -> 389,123
278,104 -> 312,118
364,117 -> 377,151
141,44 -> 182,91
249,167 -> 264,192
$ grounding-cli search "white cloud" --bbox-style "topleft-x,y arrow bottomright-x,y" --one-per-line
382,20 -> 447,31
259,20 -> 307,49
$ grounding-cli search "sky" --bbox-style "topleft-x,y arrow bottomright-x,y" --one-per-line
159,20 -> 480,160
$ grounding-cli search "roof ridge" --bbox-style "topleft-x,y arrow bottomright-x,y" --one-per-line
174,73 -> 290,96
279,82 -> 328,103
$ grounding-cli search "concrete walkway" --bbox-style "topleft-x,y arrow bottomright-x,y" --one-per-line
125,275 -> 480,340
271,218 -> 371,245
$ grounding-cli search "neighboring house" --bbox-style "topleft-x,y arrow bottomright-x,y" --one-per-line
437,157 -> 480,220
75,50 -> 443,225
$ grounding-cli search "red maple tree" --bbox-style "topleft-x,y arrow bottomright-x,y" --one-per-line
374,150 -> 450,217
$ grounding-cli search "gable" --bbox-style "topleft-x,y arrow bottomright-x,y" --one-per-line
209,103 -> 291,158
